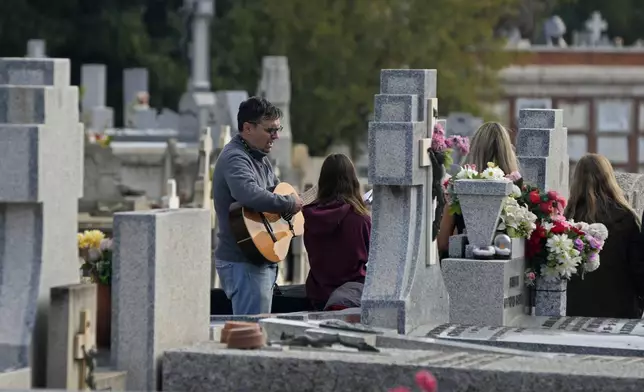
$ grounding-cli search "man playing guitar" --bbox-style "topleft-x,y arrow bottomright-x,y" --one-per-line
212,96 -> 303,315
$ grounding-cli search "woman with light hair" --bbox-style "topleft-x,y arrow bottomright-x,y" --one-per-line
564,153 -> 644,318
437,122 -> 520,254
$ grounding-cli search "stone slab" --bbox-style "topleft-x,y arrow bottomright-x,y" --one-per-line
163,341 -> 644,392
46,284 -> 97,389
367,121 -> 426,186
518,109 -> 563,130
258,317 -> 567,359
427,321 -> 644,358
0,204 -> 43,371
515,128 -> 567,158
111,208 -> 211,391
0,368 -> 31,389
442,257 -> 526,326
0,58 -> 70,87
517,156 -> 569,196
379,69 -> 436,121
361,186 -> 449,333
373,94 -> 419,122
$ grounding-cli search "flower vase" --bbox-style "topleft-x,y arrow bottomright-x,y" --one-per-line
96,281 -> 112,349
454,179 -> 512,249
534,277 -> 567,316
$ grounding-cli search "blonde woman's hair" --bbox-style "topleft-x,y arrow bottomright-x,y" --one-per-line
565,153 -> 638,225
465,122 -> 519,174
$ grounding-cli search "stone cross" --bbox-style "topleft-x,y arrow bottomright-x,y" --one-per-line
360,69 -> 449,334
166,179 -> 180,209
585,11 -> 607,46
515,109 -> 569,199
0,58 -> 83,386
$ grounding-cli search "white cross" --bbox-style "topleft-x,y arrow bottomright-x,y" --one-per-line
167,179 -> 180,209
585,11 -> 607,45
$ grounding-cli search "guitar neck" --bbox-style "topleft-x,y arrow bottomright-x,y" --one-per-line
299,184 -> 319,206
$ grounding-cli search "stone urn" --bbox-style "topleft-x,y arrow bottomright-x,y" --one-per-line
534,277 -> 567,316
454,179 -> 512,249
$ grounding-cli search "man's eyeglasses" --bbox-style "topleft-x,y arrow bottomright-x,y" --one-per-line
249,122 -> 283,135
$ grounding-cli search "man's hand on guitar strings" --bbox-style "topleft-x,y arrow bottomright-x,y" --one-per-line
291,193 -> 304,213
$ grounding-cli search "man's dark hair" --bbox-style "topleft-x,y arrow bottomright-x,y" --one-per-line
237,96 -> 282,132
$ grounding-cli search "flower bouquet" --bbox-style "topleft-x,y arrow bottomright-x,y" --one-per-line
430,122 -> 470,170
78,230 -> 113,285
518,186 -> 608,285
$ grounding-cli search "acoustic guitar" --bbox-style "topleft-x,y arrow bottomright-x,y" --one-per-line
229,182 -> 319,264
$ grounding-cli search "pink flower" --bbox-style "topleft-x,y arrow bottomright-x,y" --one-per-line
431,132 -> 447,152
433,123 -> 445,136
505,171 -> 522,182
527,272 -> 536,281
388,388 -> 411,392
415,371 -> 437,392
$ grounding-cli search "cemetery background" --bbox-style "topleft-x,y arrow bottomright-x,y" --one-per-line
3,1 -> 644,391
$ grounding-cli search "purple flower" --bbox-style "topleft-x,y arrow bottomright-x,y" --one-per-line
588,252 -> 599,262
573,238 -> 584,251
587,236 -> 603,250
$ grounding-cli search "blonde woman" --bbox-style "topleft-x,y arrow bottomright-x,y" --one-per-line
437,122 -> 520,254
564,154 -> 644,318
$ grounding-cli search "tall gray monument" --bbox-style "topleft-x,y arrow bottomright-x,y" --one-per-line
0,58 -> 83,387
360,69 -> 449,334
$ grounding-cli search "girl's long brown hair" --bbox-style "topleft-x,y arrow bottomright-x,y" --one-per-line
565,153 -> 638,225
466,122 -> 519,174
316,153 -> 369,216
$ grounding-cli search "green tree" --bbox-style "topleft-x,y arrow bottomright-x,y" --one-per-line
211,0 -> 519,155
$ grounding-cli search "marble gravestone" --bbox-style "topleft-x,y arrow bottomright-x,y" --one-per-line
111,208 -> 211,391
441,179 -> 528,326
515,108 -> 569,198
80,64 -> 114,132
0,58 -> 83,387
360,69 -> 449,334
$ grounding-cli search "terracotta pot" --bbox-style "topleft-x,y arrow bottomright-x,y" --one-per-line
96,282 -> 112,349
226,327 -> 265,350
220,321 -> 257,343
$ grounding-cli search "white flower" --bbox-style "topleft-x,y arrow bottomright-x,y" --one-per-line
587,223 -> 609,241
455,165 -> 478,179
480,166 -> 506,180
572,221 -> 589,233
546,234 -> 574,255
584,259 -> 600,273
500,197 -> 537,238
542,221 -> 554,232
510,184 -> 522,198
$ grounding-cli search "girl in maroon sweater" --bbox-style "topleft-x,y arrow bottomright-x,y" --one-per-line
303,154 -> 371,311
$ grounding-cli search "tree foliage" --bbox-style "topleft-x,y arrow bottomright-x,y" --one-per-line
0,0 -> 546,155
213,0 -> 518,154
